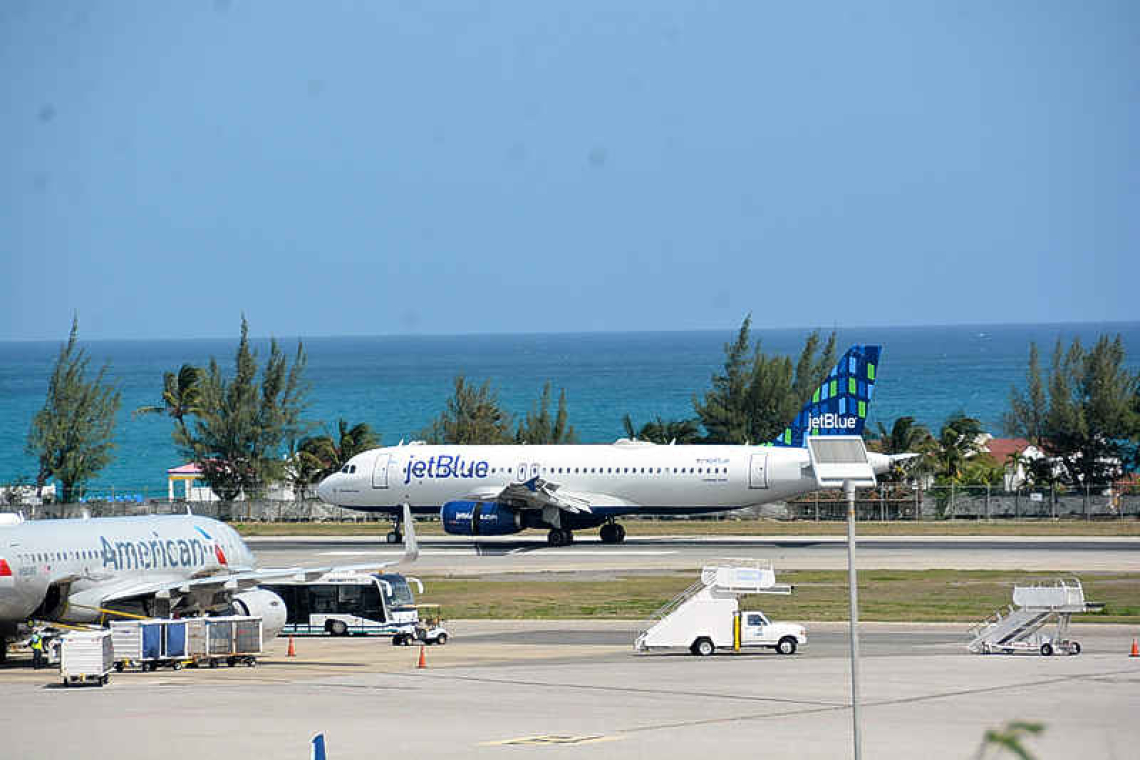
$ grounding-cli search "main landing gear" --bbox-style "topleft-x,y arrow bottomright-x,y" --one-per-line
546,528 -> 574,547
599,522 -> 626,544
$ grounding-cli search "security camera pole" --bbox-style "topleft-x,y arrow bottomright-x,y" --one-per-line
807,436 -> 877,760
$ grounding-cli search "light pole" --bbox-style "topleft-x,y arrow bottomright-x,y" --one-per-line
806,436 -> 875,760
845,478 -> 862,760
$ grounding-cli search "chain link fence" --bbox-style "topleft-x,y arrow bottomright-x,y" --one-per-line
8,484 -> 1140,523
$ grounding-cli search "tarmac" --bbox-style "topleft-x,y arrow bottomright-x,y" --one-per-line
2,620 -> 1138,759
248,534 -> 1140,573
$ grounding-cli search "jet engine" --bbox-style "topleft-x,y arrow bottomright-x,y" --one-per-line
231,588 -> 287,643
441,501 -> 523,536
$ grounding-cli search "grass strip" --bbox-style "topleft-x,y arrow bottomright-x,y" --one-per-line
413,570 -> 1140,623
234,519 -> 1140,537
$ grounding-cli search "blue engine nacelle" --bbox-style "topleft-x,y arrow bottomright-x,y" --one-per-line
441,501 -> 523,536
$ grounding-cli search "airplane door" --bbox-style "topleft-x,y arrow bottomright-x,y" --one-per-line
748,453 -> 768,489
372,454 -> 390,489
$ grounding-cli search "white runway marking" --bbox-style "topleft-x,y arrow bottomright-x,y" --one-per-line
315,549 -> 678,557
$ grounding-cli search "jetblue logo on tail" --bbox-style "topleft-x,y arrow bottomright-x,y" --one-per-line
773,345 -> 881,448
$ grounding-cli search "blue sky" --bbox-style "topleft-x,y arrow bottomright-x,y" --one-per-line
2,1 -> 1137,341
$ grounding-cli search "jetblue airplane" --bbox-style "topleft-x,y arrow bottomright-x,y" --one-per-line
0,505 -> 418,662
317,345 -> 903,546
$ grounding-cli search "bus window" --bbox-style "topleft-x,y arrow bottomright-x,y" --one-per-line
378,574 -> 415,608
310,585 -> 338,615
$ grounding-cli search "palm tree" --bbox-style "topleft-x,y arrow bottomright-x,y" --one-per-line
871,416 -> 936,482
296,419 -> 380,484
935,413 -> 986,483
134,364 -> 203,438
622,414 -> 702,445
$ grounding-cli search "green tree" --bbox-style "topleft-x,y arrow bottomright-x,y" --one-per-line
420,376 -> 514,444
174,317 -> 310,501
516,382 -> 578,444
1005,335 -> 1139,484
26,316 -> 122,503
1003,343 -> 1047,446
621,415 -> 702,445
694,315 -> 837,444
133,364 -> 203,438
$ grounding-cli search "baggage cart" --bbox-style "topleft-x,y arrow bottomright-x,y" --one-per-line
60,630 -> 114,687
110,619 -> 191,671
199,616 -> 263,668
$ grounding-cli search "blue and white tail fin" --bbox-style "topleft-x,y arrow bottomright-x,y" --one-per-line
771,345 -> 881,447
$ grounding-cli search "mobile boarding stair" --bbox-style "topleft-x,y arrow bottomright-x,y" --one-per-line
634,560 -> 791,653
967,578 -> 1100,656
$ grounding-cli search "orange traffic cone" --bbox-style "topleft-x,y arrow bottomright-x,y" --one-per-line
417,645 -> 427,669
287,636 -> 296,657
1130,638 -> 1139,657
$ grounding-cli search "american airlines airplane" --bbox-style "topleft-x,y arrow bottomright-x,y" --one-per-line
317,345 -> 904,546
0,505 -> 417,663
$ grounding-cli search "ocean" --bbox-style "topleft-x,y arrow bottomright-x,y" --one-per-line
1,322 -> 1138,496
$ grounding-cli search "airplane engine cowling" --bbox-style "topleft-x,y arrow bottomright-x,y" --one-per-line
232,589 -> 287,644
441,501 -> 523,536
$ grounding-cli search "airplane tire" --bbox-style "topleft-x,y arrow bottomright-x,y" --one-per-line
386,531 -> 402,544
548,528 -> 571,547
600,524 -> 617,544
614,524 -> 626,543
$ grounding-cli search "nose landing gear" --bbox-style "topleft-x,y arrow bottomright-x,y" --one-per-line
385,511 -> 403,544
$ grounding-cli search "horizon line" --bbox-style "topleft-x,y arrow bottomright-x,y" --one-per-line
2,318 -> 1138,345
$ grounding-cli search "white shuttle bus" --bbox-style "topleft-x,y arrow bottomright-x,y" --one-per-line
260,572 -> 422,637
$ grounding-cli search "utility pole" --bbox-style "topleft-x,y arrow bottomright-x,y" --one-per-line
846,479 -> 863,760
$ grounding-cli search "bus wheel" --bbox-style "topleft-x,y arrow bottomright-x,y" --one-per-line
329,620 -> 348,636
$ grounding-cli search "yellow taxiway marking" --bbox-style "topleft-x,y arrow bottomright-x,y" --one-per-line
480,734 -> 623,747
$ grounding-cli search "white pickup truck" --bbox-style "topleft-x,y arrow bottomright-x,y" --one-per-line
732,610 -> 806,655
634,562 -> 807,657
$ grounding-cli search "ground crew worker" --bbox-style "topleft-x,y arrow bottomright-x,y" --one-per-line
30,631 -> 44,669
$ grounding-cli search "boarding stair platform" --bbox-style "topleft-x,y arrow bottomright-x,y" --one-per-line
967,578 -> 1097,656
635,560 -> 790,651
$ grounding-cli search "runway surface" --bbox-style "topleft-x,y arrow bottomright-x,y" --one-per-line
247,534 -> 1140,572
2,621 -> 1137,759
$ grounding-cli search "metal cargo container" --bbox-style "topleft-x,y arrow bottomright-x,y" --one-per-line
60,630 -> 114,687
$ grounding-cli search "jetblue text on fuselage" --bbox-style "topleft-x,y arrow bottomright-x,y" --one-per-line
403,454 -> 490,484
809,413 -> 857,430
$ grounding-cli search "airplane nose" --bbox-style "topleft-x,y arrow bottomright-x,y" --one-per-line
316,476 -> 334,504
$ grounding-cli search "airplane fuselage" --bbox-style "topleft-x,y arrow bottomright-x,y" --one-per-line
0,514 -> 254,627
318,441 -> 891,517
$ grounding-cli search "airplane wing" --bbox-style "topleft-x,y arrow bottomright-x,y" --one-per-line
100,504 -> 419,606
468,477 -> 640,515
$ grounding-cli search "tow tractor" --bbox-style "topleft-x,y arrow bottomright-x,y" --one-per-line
635,560 -> 805,656
393,604 -> 449,646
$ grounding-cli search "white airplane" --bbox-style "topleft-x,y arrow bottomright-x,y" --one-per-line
0,505 -> 418,663
317,345 -> 906,546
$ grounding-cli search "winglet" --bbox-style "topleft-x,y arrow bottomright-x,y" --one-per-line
401,503 -> 419,564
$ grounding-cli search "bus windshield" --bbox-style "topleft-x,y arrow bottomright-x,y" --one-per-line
377,574 -> 415,608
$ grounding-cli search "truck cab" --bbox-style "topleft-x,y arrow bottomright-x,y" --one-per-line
740,611 -> 806,655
